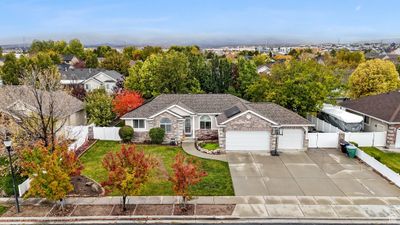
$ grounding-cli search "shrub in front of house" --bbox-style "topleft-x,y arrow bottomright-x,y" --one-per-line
149,128 -> 165,144
119,126 -> 134,142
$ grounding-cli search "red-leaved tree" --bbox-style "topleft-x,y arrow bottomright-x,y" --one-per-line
112,90 -> 144,117
170,153 -> 207,210
102,145 -> 157,211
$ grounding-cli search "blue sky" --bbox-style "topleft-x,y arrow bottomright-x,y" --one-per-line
0,0 -> 399,45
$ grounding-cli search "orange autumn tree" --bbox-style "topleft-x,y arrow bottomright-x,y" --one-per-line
170,153 -> 207,210
102,145 -> 157,211
19,142 -> 82,207
112,90 -> 144,117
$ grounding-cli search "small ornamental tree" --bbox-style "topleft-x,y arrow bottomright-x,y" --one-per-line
102,145 -> 157,211
170,153 -> 207,210
19,143 -> 83,209
112,90 -> 144,117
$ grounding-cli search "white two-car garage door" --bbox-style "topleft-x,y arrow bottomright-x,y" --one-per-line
278,129 -> 304,150
226,131 -> 270,151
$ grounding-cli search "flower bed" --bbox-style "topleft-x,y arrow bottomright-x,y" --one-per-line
196,141 -> 225,155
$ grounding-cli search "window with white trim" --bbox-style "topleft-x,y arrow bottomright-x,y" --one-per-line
133,119 -> 145,129
200,115 -> 212,129
160,118 -> 172,133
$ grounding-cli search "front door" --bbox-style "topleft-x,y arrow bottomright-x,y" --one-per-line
184,117 -> 192,136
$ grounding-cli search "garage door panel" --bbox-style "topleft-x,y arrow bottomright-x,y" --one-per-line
226,131 -> 270,151
278,129 -> 304,150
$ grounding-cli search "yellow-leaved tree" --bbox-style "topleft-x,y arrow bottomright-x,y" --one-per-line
349,59 -> 400,98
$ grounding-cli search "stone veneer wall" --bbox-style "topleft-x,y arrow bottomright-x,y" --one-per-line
196,129 -> 218,140
386,124 -> 400,148
152,112 -> 185,143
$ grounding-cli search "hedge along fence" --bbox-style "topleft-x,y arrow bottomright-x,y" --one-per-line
356,148 -> 400,188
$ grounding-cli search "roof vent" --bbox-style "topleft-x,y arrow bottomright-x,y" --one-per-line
224,106 -> 241,118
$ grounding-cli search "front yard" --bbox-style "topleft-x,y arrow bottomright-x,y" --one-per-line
361,147 -> 400,173
80,141 -> 234,196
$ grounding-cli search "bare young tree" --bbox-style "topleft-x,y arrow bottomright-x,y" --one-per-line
0,63 -> 83,151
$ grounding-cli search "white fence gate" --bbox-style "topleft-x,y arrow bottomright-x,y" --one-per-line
308,133 -> 339,148
63,125 -> 91,151
307,115 -> 342,133
344,132 -> 386,147
93,127 -> 121,141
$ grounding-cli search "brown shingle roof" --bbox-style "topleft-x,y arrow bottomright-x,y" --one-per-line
122,94 -> 311,126
340,91 -> 400,123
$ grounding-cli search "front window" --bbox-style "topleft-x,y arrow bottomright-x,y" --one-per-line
85,84 -> 90,90
200,115 -> 211,129
133,119 -> 145,129
160,118 -> 172,133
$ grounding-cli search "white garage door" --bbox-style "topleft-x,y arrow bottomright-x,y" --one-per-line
278,129 -> 304,150
226,131 -> 270,151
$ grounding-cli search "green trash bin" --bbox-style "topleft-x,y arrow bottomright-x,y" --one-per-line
346,145 -> 357,158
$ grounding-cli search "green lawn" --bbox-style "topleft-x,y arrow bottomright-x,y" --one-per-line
360,147 -> 400,173
199,142 -> 220,151
80,141 -> 234,196
0,205 -> 8,215
0,157 -> 25,196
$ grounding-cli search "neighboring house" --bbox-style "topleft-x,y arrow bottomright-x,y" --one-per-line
62,55 -> 80,65
0,85 -> 86,128
121,94 -> 313,152
340,91 -> 400,149
257,65 -> 271,74
59,68 -> 123,93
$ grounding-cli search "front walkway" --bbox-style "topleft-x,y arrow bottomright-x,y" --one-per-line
181,141 -> 227,162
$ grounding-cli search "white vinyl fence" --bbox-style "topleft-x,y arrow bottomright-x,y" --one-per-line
308,133 -> 339,148
357,148 -> 400,188
307,115 -> 342,133
344,132 -> 387,147
93,127 -> 121,141
18,178 -> 31,197
63,125 -> 90,151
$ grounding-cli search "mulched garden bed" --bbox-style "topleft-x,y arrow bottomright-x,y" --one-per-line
71,205 -> 114,216
69,175 -> 103,197
173,204 -> 194,215
134,204 -> 174,215
47,205 -> 76,217
0,204 -> 236,217
111,204 -> 136,216
1,205 -> 53,217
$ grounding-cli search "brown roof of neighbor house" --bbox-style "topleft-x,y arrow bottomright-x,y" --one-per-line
0,85 -> 84,118
122,94 -> 312,126
340,91 -> 400,123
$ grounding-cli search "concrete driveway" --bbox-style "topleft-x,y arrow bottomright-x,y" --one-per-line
227,148 -> 400,197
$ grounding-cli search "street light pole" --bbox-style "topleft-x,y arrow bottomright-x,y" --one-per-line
4,137 -> 20,213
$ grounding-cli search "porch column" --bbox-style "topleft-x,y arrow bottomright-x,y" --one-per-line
192,115 -> 195,138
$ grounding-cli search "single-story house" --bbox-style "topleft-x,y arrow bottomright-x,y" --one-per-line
121,94 -> 313,152
0,85 -> 86,128
62,55 -> 80,65
59,68 -> 123,93
340,91 -> 400,148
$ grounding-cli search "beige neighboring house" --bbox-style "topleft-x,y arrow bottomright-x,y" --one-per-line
340,91 -> 400,149
121,94 -> 313,152
0,86 -> 86,131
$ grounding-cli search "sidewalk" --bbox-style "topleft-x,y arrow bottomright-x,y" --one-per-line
181,141 -> 227,162
2,196 -> 400,221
